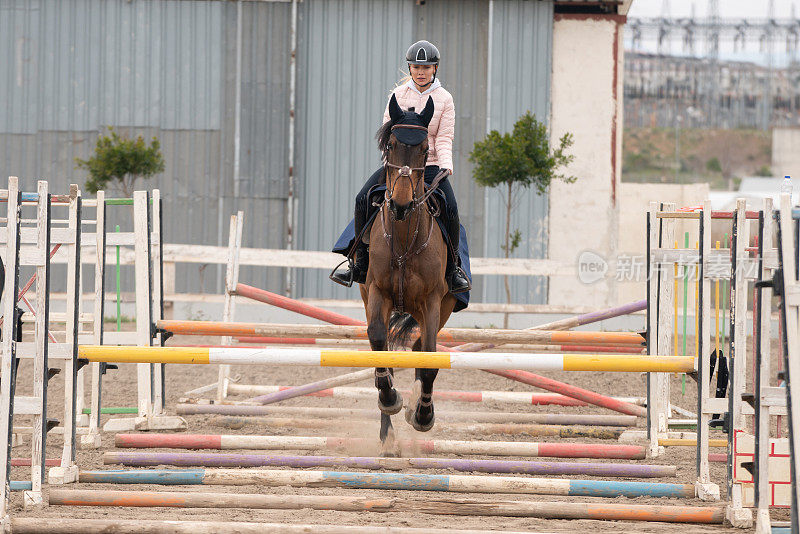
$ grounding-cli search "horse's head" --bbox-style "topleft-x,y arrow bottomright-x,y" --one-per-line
378,94 -> 434,221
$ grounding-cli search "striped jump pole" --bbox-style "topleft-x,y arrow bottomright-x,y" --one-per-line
233,283 -> 647,346
114,433 -> 646,459
232,367 -> 378,406
230,384 -> 613,407
212,416 -> 626,439
157,320 -> 646,346
452,299 -> 648,354
482,370 -> 647,417
234,283 -> 363,325
235,337 -> 646,353
9,518 -> 546,534
660,438 -> 727,447
537,299 -> 648,330
175,404 -> 639,427
49,489 -> 724,523
241,376 -> 630,409
78,346 -> 695,373
223,288 -> 649,416
78,468 -> 693,498
10,458 -> 60,467
103,451 -> 677,478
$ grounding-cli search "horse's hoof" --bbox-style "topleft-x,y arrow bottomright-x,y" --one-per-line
379,390 -> 403,415
410,411 -> 435,432
380,428 -> 398,457
405,380 -> 422,424
380,447 -> 400,458
405,380 -> 434,431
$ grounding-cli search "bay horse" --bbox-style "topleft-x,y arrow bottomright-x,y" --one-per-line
360,94 -> 457,450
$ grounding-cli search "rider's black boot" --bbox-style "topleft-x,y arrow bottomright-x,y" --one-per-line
331,243 -> 369,286
443,214 -> 470,294
447,258 -> 471,294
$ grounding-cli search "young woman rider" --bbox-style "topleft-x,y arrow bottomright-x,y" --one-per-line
332,40 -> 470,293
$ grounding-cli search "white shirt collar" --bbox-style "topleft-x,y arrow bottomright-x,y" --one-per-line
405,78 -> 441,96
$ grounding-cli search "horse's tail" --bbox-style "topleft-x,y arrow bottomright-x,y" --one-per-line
388,311 -> 418,350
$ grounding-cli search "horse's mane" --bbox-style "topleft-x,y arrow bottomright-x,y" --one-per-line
376,119 -> 394,154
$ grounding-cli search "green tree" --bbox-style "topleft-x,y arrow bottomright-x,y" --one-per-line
76,128 -> 165,197
705,157 -> 722,173
470,112 -> 576,309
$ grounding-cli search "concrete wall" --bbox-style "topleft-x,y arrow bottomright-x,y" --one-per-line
772,127 -> 800,180
548,14 -> 624,307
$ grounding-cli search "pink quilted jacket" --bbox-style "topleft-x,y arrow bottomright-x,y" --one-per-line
382,80 -> 455,173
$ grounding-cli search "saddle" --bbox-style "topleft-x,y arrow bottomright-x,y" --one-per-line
335,184 -> 454,259
331,185 -> 471,312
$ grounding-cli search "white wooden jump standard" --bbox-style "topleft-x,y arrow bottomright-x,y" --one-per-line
90,191 -> 186,434
775,194 -> 800,532
648,201 -> 675,460
0,179 -> 85,508
653,198 -> 763,526
217,211 -> 243,401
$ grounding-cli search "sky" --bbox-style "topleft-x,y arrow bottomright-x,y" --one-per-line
627,0 -> 800,65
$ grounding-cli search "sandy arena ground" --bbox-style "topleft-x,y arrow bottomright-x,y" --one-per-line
5,327 -> 789,533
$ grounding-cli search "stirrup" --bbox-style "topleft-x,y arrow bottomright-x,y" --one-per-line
448,266 -> 471,294
329,258 -> 355,287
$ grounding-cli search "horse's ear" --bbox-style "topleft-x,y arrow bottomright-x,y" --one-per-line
388,94 -> 403,123
419,96 -> 435,127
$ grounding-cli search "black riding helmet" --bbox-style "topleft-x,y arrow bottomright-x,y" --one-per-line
406,40 -> 440,88
406,40 -> 440,65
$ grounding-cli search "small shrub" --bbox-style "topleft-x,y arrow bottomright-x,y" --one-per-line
76,127 -> 165,196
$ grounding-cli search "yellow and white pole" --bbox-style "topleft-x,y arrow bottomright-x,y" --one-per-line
78,346 -> 695,373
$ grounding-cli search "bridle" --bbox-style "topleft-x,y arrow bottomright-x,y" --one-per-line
382,124 -> 428,205
382,124 -> 448,210
378,123 -> 450,311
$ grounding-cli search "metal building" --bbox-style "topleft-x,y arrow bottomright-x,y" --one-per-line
0,0 -> 554,304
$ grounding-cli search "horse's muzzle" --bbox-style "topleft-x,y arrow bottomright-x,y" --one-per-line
389,199 -> 413,221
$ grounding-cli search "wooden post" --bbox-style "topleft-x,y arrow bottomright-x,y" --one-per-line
28,180 -> 51,508
151,190 -> 165,415
54,185 -> 80,483
696,199 -> 721,500
754,198 -> 774,534
648,202 -> 674,458
217,212 -> 243,401
133,191 -> 153,420
777,194 -> 800,531
74,197 -> 86,427
0,177 -> 22,517
727,199 -> 749,517
85,191 -> 105,448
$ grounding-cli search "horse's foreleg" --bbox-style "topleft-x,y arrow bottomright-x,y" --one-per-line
366,286 -> 400,453
407,303 -> 440,432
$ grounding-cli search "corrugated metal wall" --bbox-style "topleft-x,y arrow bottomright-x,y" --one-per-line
295,0 -> 413,301
483,0 -> 553,304
0,0 -> 553,305
412,0 -> 490,301
0,0 -> 290,295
